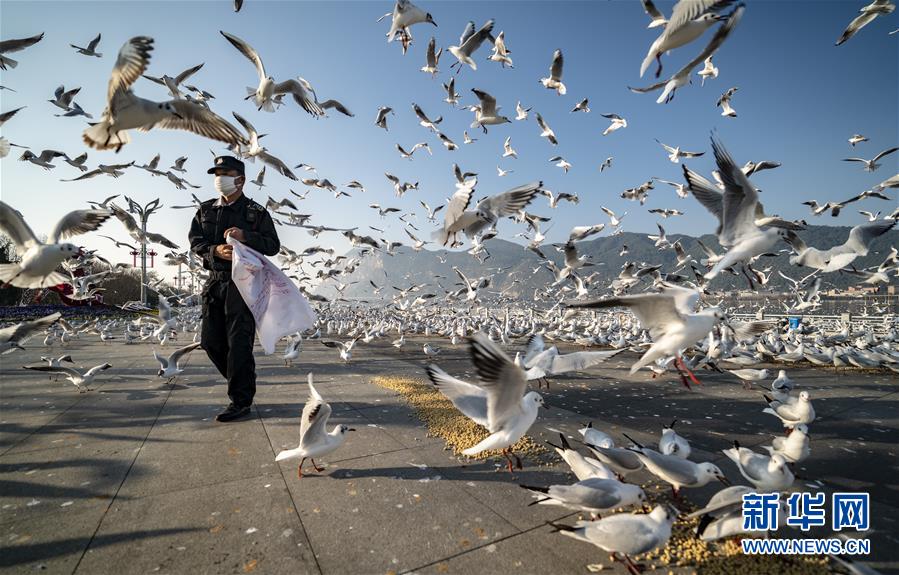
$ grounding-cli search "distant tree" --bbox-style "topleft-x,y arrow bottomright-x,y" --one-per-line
0,234 -> 23,305
99,269 -> 160,306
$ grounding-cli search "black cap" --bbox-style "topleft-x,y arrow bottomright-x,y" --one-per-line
207,155 -> 245,175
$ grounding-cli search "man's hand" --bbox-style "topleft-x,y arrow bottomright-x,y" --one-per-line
224,227 -> 245,242
214,244 -> 233,260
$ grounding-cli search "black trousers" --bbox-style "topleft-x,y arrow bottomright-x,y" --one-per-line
201,278 -> 256,407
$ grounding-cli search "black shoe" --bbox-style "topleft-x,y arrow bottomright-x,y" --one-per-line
215,403 -> 251,422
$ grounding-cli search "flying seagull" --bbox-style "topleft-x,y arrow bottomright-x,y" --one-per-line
629,5 -> 744,104
83,36 -> 246,152
836,0 -> 896,45
565,283 -> 726,387
426,333 -> 547,472
0,202 -> 111,288
433,181 -> 543,247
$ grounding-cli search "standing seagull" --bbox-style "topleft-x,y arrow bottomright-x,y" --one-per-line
83,36 -> 246,152
0,202 -> 111,288
540,49 -> 567,95
625,434 -> 729,497
722,441 -> 794,491
836,0 -> 895,45
551,506 -> 677,575
275,373 -> 355,478
426,333 -> 547,472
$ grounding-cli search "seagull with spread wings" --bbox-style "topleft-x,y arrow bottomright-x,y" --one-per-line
565,283 -> 727,387
682,135 -> 801,284
142,62 -> 204,99
540,49 -> 567,95
448,19 -> 496,72
841,146 -> 898,172
83,36 -> 245,152
629,5 -> 744,104
71,33 -> 102,57
0,32 -> 44,70
785,220 -> 896,273
0,202 -> 111,288
426,333 -> 547,472
433,181 -> 543,247
836,0 -> 896,46
24,362 -> 112,392
656,139 -> 705,163
0,312 -> 61,354
639,0 -> 735,78
275,373 -> 355,478
470,89 -> 510,133
154,342 -> 202,383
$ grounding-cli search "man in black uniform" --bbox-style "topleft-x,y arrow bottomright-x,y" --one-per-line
189,156 -> 280,422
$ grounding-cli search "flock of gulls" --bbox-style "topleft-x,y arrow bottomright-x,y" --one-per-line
1,0 -> 898,572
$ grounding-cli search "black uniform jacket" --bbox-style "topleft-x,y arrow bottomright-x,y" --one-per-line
188,193 -> 280,273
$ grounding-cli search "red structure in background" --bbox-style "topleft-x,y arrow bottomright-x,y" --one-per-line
131,249 -> 158,267
30,248 -> 158,307
32,266 -> 103,306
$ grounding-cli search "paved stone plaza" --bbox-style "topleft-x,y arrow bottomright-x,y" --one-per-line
1,336 -> 897,574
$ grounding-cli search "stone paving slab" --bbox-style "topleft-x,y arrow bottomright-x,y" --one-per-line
1,334 -> 896,574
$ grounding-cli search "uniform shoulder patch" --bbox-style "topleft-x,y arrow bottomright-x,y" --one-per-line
247,200 -> 266,212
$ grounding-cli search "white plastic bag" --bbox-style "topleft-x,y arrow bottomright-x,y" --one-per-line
226,236 -> 317,354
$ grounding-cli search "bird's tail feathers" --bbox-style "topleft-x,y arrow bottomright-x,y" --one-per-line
83,121 -> 129,151
0,263 -> 22,284
430,227 -> 450,246
275,448 -> 303,462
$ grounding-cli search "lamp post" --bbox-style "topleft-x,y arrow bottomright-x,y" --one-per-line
124,196 -> 162,306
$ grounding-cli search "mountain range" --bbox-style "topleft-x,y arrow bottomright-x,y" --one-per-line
313,224 -> 898,302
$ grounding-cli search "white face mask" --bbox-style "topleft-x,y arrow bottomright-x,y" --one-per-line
214,175 -> 238,196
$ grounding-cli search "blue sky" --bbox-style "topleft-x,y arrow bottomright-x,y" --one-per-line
1,0 -> 896,284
